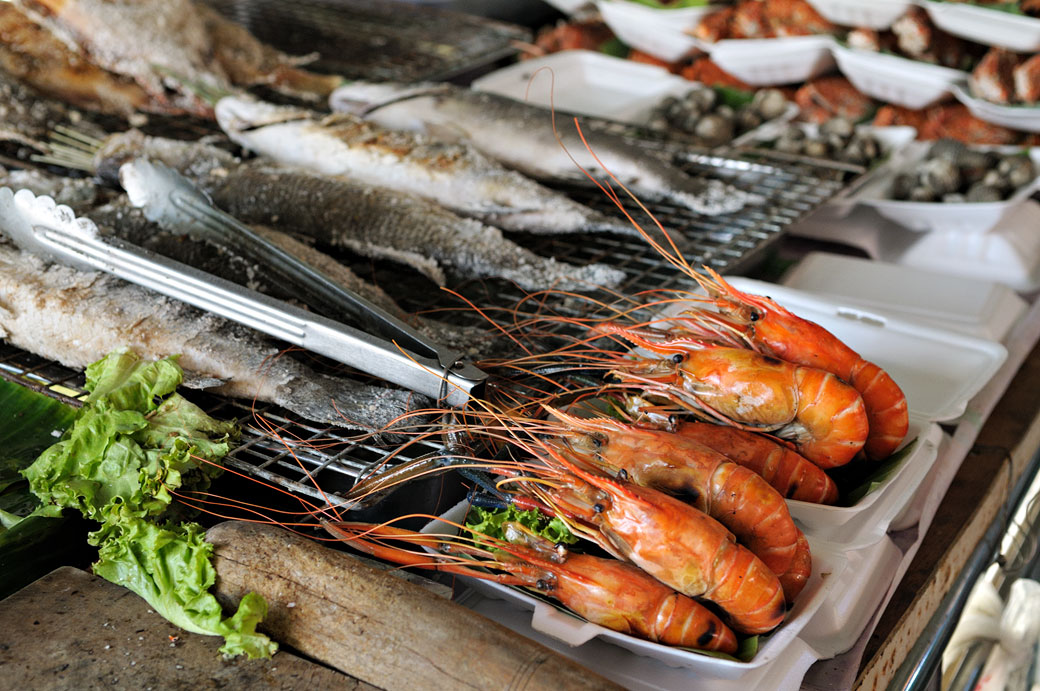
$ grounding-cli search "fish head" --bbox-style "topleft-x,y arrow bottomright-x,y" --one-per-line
214,96 -> 311,137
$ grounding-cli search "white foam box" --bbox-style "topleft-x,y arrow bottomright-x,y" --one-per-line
832,45 -> 965,110
707,35 -> 837,86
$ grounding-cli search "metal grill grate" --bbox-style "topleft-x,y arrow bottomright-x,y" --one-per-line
201,0 -> 531,83
0,144 -> 852,510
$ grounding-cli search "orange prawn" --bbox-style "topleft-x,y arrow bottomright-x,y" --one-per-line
599,324 -> 869,469
672,420 -> 839,504
504,448 -> 787,635
323,519 -> 739,654
681,267 -> 909,460
542,406 -> 810,601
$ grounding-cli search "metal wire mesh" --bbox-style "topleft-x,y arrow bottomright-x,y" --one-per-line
201,0 -> 530,83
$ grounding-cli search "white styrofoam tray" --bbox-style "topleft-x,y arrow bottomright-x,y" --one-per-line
787,421 -> 942,550
895,201 -> 1040,293
471,49 -> 694,124
706,35 -> 837,86
720,277 -> 1008,423
780,252 -> 1029,343
923,0 -> 1040,52
952,81 -> 1040,134
424,500 -> 847,682
832,45 -> 964,110
805,0 -> 914,29
848,142 -> 1040,233
595,0 -> 712,63
541,0 -> 593,15
799,535 -> 905,658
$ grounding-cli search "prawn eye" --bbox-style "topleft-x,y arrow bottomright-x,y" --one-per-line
749,308 -> 761,322
536,579 -> 552,591
616,468 -> 628,481
593,503 -> 605,514
671,353 -> 685,364
590,434 -> 603,448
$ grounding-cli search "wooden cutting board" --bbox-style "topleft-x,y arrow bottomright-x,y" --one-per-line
0,566 -> 371,690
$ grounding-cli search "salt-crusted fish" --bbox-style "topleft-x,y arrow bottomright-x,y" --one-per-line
214,95 -> 637,236
0,240 -> 425,431
7,0 -> 342,117
0,166 -> 100,211
87,196 -> 494,359
61,128 -> 625,292
202,161 -> 625,291
329,81 -> 764,216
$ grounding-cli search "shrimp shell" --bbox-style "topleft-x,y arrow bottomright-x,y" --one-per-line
686,267 -> 909,460
547,410 -> 808,601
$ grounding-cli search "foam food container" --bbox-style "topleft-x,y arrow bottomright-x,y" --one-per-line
952,81 -> 1040,134
832,45 -> 964,109
849,142 -> 1040,233
787,421 -> 942,549
471,49 -> 693,124
806,0 -> 914,29
424,501 -> 847,682
923,0 -> 1040,52
707,35 -> 837,86
595,0 -> 711,62
781,252 -> 1029,343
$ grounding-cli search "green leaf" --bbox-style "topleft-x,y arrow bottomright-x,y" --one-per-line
91,517 -> 277,659
18,349 -> 273,658
714,85 -> 755,109
833,439 -> 919,506
465,505 -> 578,547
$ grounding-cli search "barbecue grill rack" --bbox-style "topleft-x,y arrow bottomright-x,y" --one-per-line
202,0 -> 531,83
0,138 -> 854,519
0,0 -> 865,517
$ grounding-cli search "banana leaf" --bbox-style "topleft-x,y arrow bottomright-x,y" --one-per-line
0,377 -> 89,599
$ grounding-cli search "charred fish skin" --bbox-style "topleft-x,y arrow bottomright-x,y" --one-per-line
88,195 -> 494,358
330,81 -> 764,216
213,95 -> 633,236
202,162 -> 626,292
0,242 -> 426,431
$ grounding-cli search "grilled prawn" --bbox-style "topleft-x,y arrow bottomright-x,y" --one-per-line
543,407 -> 810,601
681,267 -> 909,460
324,520 -> 739,653
600,325 -> 869,468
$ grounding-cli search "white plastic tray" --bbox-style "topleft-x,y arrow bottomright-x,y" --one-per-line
923,0 -> 1040,52
706,35 -> 837,86
781,252 -> 1029,343
850,142 -> 1040,234
805,0 -> 914,29
799,535 -> 904,658
832,45 -> 964,110
787,421 -> 942,550
595,0 -> 711,62
471,49 -> 693,124
722,277 -> 1008,423
952,81 -> 1040,134
425,501 -> 847,682
894,201 -> 1040,293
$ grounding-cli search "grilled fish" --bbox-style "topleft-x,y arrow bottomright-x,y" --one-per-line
7,0 -> 341,117
214,95 -> 638,237
0,240 -> 426,431
329,81 -> 764,216
87,195 -> 494,359
75,129 -> 625,292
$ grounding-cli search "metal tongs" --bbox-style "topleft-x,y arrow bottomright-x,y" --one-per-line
0,159 -> 486,407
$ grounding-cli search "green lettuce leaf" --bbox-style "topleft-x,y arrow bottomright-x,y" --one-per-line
20,348 -> 273,658
465,505 -> 578,546
91,516 -> 277,659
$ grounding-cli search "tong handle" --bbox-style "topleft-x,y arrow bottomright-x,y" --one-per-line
120,158 -> 445,365
2,188 -> 483,407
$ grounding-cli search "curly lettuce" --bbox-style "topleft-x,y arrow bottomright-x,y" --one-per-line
21,348 -> 276,658
465,504 -> 578,546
